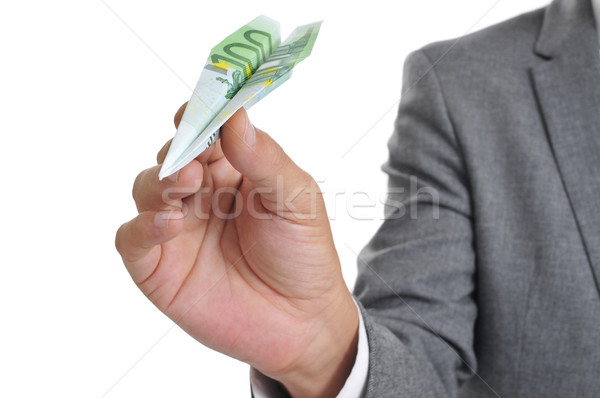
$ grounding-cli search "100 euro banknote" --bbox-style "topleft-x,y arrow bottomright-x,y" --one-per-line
159,15 -> 321,180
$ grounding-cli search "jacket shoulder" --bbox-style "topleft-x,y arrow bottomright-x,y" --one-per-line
417,7 -> 546,72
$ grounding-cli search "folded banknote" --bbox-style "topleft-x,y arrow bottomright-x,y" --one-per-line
159,15 -> 322,180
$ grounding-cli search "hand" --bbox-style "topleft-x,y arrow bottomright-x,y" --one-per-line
115,104 -> 359,397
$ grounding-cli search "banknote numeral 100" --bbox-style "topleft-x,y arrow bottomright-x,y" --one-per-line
211,30 -> 273,76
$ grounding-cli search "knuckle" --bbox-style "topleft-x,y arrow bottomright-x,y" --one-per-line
132,167 -> 159,207
266,140 -> 290,173
156,140 -> 171,164
305,175 -> 320,193
114,223 -> 128,255
132,170 -> 145,203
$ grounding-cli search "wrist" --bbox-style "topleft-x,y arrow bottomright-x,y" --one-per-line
261,289 -> 359,397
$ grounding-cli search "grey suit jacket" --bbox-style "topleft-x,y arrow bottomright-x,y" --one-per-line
354,0 -> 600,396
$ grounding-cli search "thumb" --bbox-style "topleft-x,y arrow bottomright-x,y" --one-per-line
220,107 -> 322,221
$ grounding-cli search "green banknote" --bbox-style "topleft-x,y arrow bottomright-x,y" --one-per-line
159,16 -> 322,180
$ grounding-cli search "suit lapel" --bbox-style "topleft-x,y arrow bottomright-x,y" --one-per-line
532,0 -> 600,292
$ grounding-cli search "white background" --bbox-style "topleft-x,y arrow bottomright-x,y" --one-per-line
0,0 -> 549,396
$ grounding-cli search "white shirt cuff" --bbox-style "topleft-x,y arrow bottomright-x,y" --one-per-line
251,298 -> 369,397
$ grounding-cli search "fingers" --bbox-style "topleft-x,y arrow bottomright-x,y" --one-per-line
159,102 -> 225,166
133,159 -> 204,213
157,137 -> 225,166
202,138 -> 225,164
220,107 -> 322,220
156,139 -> 172,164
174,102 -> 188,128
115,210 -> 184,283
155,102 -> 188,164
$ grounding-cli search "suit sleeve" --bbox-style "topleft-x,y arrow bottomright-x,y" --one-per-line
353,49 -> 477,398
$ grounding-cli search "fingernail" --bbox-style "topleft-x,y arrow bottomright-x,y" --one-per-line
155,211 -> 172,229
243,114 -> 256,147
155,210 -> 182,229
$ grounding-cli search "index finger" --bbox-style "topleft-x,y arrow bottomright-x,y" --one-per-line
174,102 -> 188,128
